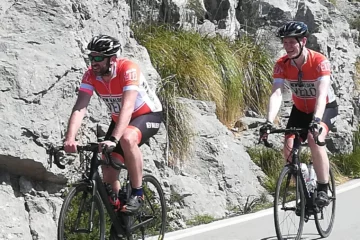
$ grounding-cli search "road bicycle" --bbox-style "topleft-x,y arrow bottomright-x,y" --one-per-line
48,139 -> 166,240
259,127 -> 336,240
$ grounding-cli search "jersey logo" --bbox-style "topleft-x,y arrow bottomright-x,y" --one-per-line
125,69 -> 137,81
273,64 -> 283,75
289,82 -> 317,98
317,61 -> 331,73
102,96 -> 122,114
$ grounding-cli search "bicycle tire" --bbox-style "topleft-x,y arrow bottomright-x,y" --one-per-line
314,167 -> 336,237
57,183 -> 106,240
131,174 -> 167,240
274,165 -> 305,240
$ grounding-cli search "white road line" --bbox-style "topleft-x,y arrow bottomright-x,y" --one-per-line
162,178 -> 360,240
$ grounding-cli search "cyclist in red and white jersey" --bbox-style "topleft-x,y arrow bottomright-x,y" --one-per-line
260,21 -> 338,207
64,35 -> 163,214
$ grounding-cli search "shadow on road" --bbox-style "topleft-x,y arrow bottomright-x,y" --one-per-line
260,233 -> 322,240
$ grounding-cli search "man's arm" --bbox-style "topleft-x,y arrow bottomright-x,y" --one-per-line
65,91 -> 92,141
266,81 -> 284,123
111,90 -> 138,141
313,75 -> 331,120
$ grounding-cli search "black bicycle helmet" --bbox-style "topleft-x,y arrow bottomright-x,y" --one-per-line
87,35 -> 121,56
276,21 -> 308,39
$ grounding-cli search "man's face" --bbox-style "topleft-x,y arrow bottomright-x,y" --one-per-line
88,52 -> 109,76
282,37 -> 306,58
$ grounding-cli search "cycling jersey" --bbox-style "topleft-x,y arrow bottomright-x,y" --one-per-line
273,49 -> 336,113
79,58 -> 163,122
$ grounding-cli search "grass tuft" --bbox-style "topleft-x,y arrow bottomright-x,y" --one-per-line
133,24 -> 273,161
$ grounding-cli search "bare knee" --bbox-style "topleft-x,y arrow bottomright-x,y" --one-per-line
120,131 -> 138,150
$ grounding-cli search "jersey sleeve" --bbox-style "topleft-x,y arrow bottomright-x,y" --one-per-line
121,61 -> 141,92
316,58 -> 331,81
272,60 -> 285,84
79,70 -> 94,95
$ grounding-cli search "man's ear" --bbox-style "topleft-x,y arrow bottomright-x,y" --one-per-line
110,55 -> 117,63
302,37 -> 307,46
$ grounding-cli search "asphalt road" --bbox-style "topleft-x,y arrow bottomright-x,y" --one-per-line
162,179 -> 360,240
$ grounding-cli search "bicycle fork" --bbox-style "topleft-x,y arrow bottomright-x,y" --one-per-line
72,179 -> 97,233
88,179 -> 97,232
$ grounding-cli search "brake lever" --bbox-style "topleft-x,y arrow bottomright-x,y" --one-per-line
48,145 -> 66,169
54,151 -> 66,169
47,145 -> 54,168
258,134 -> 273,148
310,127 -> 326,146
263,138 -> 274,148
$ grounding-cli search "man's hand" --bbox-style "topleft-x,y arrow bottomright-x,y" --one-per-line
100,140 -> 117,152
260,120 -> 273,135
64,139 -> 78,153
259,120 -> 273,143
309,118 -> 323,135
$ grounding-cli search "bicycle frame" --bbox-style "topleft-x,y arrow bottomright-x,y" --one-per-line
260,127 -> 323,213
287,133 -> 314,207
50,142 -> 157,238
81,146 -> 129,238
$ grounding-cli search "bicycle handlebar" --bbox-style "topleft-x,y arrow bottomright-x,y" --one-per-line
47,143 -> 125,170
258,127 -> 326,148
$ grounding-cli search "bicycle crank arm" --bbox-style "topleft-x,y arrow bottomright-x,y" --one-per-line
130,216 -> 154,232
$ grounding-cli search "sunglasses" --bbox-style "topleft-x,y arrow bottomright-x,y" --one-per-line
88,55 -> 107,62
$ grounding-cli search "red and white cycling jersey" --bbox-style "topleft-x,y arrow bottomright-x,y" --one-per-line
273,49 -> 336,113
79,58 -> 162,122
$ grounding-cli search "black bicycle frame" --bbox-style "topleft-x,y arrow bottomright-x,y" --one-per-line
49,141 -> 158,237
85,147 -> 128,238
288,133 -> 314,205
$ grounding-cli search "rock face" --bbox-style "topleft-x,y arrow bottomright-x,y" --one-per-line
0,0 -> 359,238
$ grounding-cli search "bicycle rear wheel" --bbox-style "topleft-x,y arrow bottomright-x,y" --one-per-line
130,174 -> 167,240
57,183 -> 106,240
315,167 -> 336,237
274,165 -> 305,240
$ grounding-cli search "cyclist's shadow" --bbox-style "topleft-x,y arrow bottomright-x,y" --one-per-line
260,233 -> 322,240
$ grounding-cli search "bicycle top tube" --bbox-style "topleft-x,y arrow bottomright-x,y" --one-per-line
48,142 -> 127,170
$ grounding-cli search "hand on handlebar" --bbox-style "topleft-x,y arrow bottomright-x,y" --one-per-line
99,140 -> 116,153
309,119 -> 326,146
64,139 -> 78,153
259,120 -> 273,140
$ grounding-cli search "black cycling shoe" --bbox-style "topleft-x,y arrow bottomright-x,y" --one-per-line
315,190 -> 329,207
121,195 -> 144,215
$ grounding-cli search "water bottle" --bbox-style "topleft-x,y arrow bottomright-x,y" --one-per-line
300,163 -> 309,182
308,163 -> 317,193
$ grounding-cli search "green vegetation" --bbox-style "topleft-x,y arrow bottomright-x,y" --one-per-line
186,214 -> 215,226
247,146 -> 284,193
349,16 -> 360,42
331,126 -> 360,177
133,25 -> 273,162
247,146 -> 311,193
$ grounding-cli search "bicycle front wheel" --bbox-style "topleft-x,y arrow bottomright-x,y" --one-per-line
57,183 -> 106,240
274,165 -> 305,240
315,167 -> 336,237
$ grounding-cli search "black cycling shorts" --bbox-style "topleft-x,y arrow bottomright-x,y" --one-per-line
286,102 -> 338,140
104,111 -> 163,157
